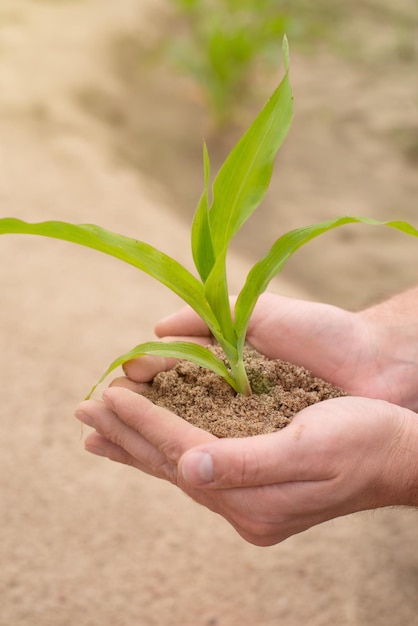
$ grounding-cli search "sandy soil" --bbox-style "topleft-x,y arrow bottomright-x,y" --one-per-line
0,1 -> 417,625
140,347 -> 348,437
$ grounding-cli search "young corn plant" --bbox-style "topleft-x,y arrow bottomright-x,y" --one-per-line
168,0 -> 289,126
167,0 -> 342,126
1,38 -> 418,398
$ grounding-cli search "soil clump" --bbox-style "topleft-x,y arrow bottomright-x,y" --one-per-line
140,347 -> 348,437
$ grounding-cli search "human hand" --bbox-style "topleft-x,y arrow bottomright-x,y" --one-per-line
75,388 -> 417,546
122,292 -> 412,407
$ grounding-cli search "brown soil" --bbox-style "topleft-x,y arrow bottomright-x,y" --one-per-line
141,347 -> 347,437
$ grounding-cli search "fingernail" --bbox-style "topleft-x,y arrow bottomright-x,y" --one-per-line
85,444 -> 108,458
181,451 -> 214,485
75,410 -> 95,428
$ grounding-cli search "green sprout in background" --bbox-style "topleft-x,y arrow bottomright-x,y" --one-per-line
167,0 -> 342,127
1,39 -> 418,398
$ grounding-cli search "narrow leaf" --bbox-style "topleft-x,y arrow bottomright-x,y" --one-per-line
0,218 -> 221,336
234,216 -> 418,351
191,143 -> 215,281
282,34 -> 290,72
208,37 -> 293,256
87,340 -> 238,398
204,248 -> 236,346
203,38 -> 293,349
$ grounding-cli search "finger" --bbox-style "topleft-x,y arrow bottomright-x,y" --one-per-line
123,354 -> 177,382
245,293 -> 359,378
84,430 -> 158,476
178,401 -> 346,488
75,397 -> 178,482
155,306 -> 212,338
109,376 -> 149,393
83,415 -> 234,521
102,386 -> 217,463
123,336 -> 214,382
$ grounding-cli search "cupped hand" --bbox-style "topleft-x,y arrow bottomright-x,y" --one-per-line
75,387 -> 415,546
121,293 -> 413,408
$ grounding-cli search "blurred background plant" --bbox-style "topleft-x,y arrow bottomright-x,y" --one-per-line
163,0 -> 343,127
89,0 -> 418,146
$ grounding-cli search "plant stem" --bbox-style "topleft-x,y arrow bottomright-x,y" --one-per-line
230,358 -> 252,396
217,341 -> 252,396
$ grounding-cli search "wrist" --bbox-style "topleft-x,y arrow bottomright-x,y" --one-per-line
398,410 -> 418,507
379,406 -> 418,508
357,292 -> 418,410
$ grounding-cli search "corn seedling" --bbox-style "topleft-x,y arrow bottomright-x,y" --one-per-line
167,0 -> 342,126
168,0 -> 289,126
1,38 -> 418,397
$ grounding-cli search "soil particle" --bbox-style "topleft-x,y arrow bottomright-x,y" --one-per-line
140,347 -> 348,437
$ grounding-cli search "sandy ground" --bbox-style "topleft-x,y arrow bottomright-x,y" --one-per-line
0,2 -> 417,625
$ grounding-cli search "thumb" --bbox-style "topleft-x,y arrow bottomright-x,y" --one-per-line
178,417 -> 323,488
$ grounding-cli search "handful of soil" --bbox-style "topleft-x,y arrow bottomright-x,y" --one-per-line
140,347 -> 348,437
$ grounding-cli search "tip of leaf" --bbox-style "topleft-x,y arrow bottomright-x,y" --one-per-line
202,141 -> 211,186
282,35 -> 290,72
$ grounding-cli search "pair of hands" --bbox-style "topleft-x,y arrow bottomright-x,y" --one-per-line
75,293 -> 417,546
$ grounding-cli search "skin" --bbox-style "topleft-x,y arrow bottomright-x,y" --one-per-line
75,290 -> 418,546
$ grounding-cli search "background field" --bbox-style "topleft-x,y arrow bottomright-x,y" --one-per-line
0,1 -> 417,625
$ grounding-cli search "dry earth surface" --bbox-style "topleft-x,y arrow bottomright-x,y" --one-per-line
0,1 -> 417,625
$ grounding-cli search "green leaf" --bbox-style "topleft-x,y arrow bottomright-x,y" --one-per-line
203,248 -> 236,346
191,143 -> 215,281
234,216 -> 418,351
208,37 -> 293,256
0,218 -> 221,336
282,34 -> 290,71
87,340 -> 238,398
201,37 -> 293,352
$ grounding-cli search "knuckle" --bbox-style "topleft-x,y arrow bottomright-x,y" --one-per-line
159,439 -> 182,465
107,427 -> 126,450
238,446 -> 262,485
98,418 -> 126,450
152,457 -> 178,484
216,444 -> 263,487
